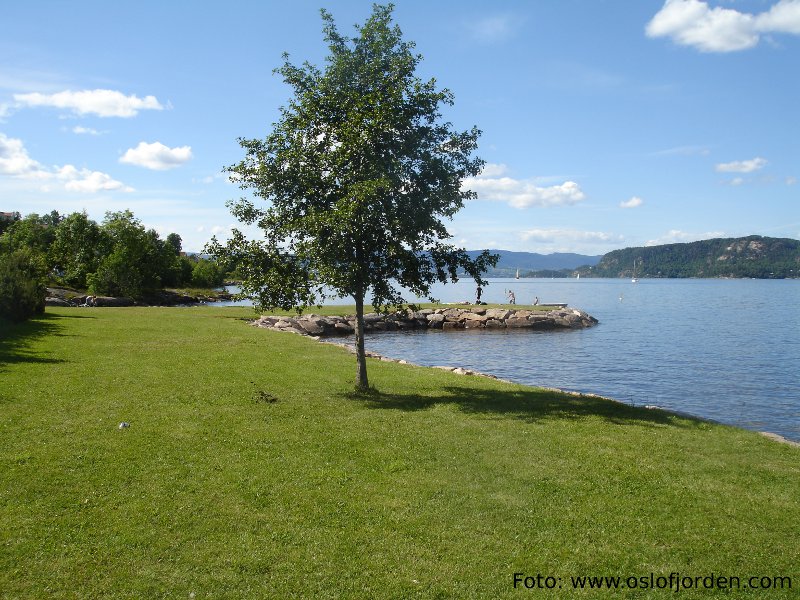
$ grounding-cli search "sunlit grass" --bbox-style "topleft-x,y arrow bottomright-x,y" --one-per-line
1,306 -> 797,598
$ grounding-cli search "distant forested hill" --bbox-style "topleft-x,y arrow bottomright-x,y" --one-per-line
579,236 -> 799,279
464,250 -> 602,278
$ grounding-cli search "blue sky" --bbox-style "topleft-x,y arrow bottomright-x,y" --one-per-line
1,0 -> 798,254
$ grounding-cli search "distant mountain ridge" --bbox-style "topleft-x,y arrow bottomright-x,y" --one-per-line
464,249 -> 602,277
577,235 -> 799,279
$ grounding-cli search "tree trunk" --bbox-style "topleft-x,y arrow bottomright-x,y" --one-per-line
354,293 -> 369,391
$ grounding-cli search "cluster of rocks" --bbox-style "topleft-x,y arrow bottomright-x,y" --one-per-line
251,306 -> 598,337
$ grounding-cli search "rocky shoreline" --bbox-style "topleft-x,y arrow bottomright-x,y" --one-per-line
251,305 -> 598,337
44,287 -> 233,307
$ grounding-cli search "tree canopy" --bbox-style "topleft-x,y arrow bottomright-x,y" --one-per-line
209,4 -> 496,389
0,208 -> 225,322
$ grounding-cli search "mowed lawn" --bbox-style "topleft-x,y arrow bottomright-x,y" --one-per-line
1,307 -> 797,598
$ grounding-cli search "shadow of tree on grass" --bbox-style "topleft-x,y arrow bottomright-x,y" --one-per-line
0,312 -> 86,371
345,382 -> 703,430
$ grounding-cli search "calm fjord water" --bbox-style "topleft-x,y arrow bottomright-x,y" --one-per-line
228,279 -> 800,441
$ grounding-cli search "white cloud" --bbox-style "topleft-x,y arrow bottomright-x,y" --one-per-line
756,0 -> 800,34
620,196 -> 644,209
0,132 -> 43,176
646,0 -> 800,52
645,229 -> 725,246
787,176 -> 798,185
57,165 -> 133,193
0,132 -> 132,192
120,141 -> 192,170
464,167 -> 586,209
646,0 -> 757,52
730,177 -> 746,186
479,163 -> 509,177
13,89 -> 164,117
715,157 -> 768,173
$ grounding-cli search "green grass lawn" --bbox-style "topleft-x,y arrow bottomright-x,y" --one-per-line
1,307 -> 798,598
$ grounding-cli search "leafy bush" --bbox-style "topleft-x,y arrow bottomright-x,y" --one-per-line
191,259 -> 224,288
0,249 -> 47,322
87,211 -> 164,298
87,247 -> 143,298
177,256 -> 195,286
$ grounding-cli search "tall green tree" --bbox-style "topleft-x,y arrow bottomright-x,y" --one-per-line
209,4 -> 496,390
88,210 -> 163,298
0,213 -> 56,256
49,212 -> 106,289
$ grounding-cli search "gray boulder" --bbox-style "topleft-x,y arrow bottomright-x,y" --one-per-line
94,296 -> 135,307
45,297 -> 71,307
298,318 -> 327,336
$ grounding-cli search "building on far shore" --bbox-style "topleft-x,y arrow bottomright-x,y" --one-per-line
0,211 -> 20,234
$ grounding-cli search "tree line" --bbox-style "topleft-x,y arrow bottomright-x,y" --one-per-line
0,209 -> 225,323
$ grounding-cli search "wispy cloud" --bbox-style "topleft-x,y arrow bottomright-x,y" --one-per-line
464,163 -> 586,209
650,144 -> 711,157
120,141 -> 192,170
645,229 -> 725,246
519,228 -> 625,254
715,157 -> 768,173
521,228 -> 623,244
646,0 -> 800,53
13,89 -> 165,117
72,125 -> 105,136
466,13 -> 523,44
537,61 -> 626,92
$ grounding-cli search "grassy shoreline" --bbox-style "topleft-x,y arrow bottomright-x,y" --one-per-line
1,306 -> 798,597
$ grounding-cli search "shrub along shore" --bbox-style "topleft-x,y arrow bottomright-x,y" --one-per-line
1,306 -> 797,597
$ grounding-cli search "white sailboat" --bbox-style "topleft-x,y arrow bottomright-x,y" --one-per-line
515,269 -> 520,280
631,259 -> 639,283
